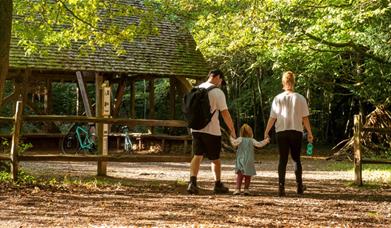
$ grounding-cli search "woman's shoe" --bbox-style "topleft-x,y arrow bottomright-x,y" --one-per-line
233,189 -> 241,195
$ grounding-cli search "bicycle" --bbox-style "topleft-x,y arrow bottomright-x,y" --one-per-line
121,125 -> 133,154
61,123 -> 97,154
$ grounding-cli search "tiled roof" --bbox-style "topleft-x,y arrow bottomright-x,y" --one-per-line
9,5 -> 208,79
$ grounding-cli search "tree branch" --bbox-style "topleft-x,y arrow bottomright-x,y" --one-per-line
304,32 -> 390,64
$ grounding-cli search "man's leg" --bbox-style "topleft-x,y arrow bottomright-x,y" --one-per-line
187,155 -> 203,194
211,159 -> 221,181
188,132 -> 204,194
212,159 -> 229,193
190,155 -> 203,177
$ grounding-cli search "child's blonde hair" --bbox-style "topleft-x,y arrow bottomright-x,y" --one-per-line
240,124 -> 254,138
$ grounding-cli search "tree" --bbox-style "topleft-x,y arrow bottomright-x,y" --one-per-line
0,0 -> 12,105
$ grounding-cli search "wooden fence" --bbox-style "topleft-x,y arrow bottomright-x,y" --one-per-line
0,101 -> 192,181
353,114 -> 391,185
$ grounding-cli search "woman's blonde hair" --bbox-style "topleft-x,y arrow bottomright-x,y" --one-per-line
282,71 -> 295,90
240,124 -> 253,138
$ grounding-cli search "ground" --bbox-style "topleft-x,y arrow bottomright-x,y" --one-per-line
0,148 -> 390,227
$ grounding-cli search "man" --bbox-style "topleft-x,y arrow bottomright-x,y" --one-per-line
187,69 -> 236,194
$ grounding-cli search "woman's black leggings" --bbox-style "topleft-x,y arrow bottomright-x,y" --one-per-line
276,130 -> 303,187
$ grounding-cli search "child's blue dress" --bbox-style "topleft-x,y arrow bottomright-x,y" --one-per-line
235,137 -> 256,176
231,137 -> 269,176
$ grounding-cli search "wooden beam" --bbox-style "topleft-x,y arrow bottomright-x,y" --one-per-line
17,154 -> 191,162
95,73 -> 105,176
149,79 -> 155,134
169,77 -> 176,120
44,80 -> 52,114
23,115 -> 188,127
353,114 -> 363,186
130,80 -> 136,118
0,116 -> 14,123
112,78 -> 126,117
362,159 -> 391,165
10,101 -> 23,181
76,71 -> 92,117
0,92 -> 16,109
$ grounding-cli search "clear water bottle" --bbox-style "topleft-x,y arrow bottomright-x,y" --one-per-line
306,143 -> 313,156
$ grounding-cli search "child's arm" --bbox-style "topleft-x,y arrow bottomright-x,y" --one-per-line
252,138 -> 270,148
230,136 -> 242,147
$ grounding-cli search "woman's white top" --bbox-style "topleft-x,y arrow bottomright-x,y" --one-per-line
270,91 -> 309,133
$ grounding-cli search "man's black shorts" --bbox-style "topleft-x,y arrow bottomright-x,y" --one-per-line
192,132 -> 222,160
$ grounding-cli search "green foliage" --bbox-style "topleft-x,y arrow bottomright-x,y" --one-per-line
13,0 -> 161,55
0,170 -> 37,185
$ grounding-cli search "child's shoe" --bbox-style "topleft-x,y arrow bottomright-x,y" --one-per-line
233,189 -> 241,195
243,189 -> 252,196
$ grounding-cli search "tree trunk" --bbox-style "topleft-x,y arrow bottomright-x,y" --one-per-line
0,0 -> 13,106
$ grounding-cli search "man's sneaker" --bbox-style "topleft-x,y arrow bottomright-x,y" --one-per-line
214,182 -> 229,194
278,186 -> 285,197
187,182 -> 199,194
243,189 -> 252,196
233,189 -> 241,195
297,184 -> 306,195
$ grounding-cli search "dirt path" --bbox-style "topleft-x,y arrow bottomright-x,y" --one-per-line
1,153 -> 390,227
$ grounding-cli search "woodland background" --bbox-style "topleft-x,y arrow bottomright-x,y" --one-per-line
1,0 -> 391,150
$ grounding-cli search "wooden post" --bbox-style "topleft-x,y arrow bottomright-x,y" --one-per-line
76,71 -> 92,117
95,73 -> 104,176
130,80 -> 135,118
169,77 -> 176,120
10,101 -> 23,181
149,79 -> 155,134
353,114 -> 363,186
98,81 -> 110,176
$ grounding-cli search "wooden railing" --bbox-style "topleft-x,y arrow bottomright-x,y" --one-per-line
353,114 -> 391,185
0,101 -> 192,181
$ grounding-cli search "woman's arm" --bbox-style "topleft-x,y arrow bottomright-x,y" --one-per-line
303,116 -> 313,143
264,117 -> 276,140
253,138 -> 270,148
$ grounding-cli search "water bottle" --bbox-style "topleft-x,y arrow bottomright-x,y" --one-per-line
306,143 -> 313,156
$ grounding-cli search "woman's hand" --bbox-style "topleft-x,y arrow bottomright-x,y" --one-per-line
307,133 -> 314,143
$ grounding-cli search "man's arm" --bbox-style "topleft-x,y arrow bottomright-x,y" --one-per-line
220,109 -> 236,138
264,117 -> 276,140
303,116 -> 313,143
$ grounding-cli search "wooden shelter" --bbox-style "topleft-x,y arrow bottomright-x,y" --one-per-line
1,2 -> 209,158
3,7 -> 208,124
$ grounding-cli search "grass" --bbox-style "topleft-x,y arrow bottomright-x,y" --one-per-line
325,161 -> 391,185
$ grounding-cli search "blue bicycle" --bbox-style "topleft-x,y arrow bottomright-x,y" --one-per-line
121,126 -> 133,154
61,123 -> 97,154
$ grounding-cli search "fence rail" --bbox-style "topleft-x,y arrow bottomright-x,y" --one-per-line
1,101 -> 191,181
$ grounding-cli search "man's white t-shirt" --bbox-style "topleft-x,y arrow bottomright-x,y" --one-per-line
191,82 -> 228,136
270,91 -> 309,133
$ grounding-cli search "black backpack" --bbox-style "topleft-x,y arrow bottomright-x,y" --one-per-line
182,85 -> 217,130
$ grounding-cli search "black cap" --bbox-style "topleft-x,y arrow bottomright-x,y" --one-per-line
209,69 -> 226,85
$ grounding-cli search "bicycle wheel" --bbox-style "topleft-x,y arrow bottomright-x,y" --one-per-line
61,134 -> 79,154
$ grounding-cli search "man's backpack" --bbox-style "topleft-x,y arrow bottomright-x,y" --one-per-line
182,85 -> 217,130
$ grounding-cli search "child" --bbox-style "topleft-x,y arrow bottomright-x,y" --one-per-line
230,124 -> 270,195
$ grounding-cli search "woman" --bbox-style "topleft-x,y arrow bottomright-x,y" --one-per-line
264,71 -> 313,197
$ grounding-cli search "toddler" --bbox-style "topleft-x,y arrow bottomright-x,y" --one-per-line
230,124 -> 270,195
